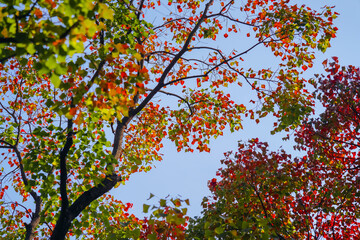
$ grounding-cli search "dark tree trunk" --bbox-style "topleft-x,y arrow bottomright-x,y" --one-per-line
49,174 -> 121,239
49,214 -> 72,240
24,192 -> 42,240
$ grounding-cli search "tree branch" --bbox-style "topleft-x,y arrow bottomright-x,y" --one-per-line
50,172 -> 122,239
17,0 -> 40,19
127,0 -> 215,129
67,174 -> 121,220
147,88 -> 194,116
0,21 -> 79,64
207,13 -> 258,27
0,38 -> 19,44
59,118 -> 73,213
157,0 -> 213,86
153,17 -> 196,31
4,140 -> 43,240
0,140 -> 14,148
84,56 -> 108,95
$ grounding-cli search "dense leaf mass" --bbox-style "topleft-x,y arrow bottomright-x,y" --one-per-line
188,61 -> 360,239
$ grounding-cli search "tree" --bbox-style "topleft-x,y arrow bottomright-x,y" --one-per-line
0,0 -> 337,239
188,60 -> 360,239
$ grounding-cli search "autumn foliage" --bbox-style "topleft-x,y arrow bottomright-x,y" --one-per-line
0,0 -> 339,239
188,60 -> 360,239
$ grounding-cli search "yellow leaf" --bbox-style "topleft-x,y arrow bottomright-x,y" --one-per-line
109,88 -> 117,97
98,3 -> 114,21
65,112 -> 73,119
1,27 -> 8,38
133,52 -> 142,61
82,19 -> 98,37
115,43 -> 128,54
0,11 -> 6,22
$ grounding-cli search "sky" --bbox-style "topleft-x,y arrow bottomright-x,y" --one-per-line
116,0 -> 360,219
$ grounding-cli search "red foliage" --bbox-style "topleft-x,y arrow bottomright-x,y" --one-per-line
199,61 -> 360,239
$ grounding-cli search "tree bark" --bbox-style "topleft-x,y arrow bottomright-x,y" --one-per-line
50,173 -> 121,239
24,194 -> 42,240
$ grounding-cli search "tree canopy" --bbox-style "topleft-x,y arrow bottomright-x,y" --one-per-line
187,59 -> 360,239
0,0 -> 339,239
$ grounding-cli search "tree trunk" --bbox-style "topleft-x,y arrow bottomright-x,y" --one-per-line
49,173 -> 121,239
25,193 -> 42,240
49,213 -> 72,240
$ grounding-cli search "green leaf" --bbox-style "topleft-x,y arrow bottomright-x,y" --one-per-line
148,233 -> 157,240
261,232 -> 270,240
147,193 -> 155,200
143,204 -> 150,213
160,199 -> 166,207
45,55 -> 57,69
50,74 -> 61,88
214,227 -> 224,234
26,43 -> 36,55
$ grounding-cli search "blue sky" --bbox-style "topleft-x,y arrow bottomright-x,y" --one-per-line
116,0 -> 360,219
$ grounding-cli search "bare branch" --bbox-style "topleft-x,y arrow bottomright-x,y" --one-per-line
146,51 -> 210,66
153,17 -> 196,31
147,88 -> 194,116
207,13 -> 258,27
0,140 -> 14,148
218,0 -> 234,14
164,39 -> 266,87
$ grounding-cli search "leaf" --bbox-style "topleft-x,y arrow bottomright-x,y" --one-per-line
147,193 -> 155,200
160,199 -> 166,207
1,27 -> 8,38
45,55 -> 57,69
133,52 -> 142,61
214,227 -> 224,234
50,73 -> 61,88
143,204 -> 150,213
98,3 -> 114,21
26,43 -> 36,55
148,233 -> 157,240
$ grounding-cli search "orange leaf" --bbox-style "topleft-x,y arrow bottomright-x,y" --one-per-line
69,108 -> 77,116
34,9 -> 43,18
